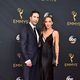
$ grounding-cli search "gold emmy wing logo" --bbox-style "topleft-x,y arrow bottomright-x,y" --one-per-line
13,8 -> 28,24
67,10 -> 80,26
69,53 -> 74,63
64,53 -> 78,67
17,8 -> 24,20
72,11 -> 77,22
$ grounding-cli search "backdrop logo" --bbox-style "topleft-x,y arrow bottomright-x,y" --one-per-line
16,34 -> 20,41
17,53 -> 21,58
13,8 -> 28,24
69,53 -> 74,63
17,8 -> 24,20
41,0 -> 56,2
44,12 -> 52,18
16,77 -> 23,80
67,10 -> 80,26
72,11 -> 77,22
66,75 -> 74,80
64,53 -> 78,67
69,35 -> 77,44
13,63 -> 23,68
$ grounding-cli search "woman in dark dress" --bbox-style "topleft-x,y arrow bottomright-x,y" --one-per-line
40,14 -> 59,80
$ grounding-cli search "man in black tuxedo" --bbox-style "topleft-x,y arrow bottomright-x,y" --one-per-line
20,10 -> 40,80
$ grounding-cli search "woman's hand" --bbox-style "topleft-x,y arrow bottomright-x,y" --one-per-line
55,59 -> 58,66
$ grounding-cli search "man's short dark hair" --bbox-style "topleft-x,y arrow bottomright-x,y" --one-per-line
30,10 -> 40,17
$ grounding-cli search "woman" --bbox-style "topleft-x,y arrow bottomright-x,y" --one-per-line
40,15 -> 59,80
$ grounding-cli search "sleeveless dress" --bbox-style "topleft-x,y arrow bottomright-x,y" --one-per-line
40,32 -> 55,80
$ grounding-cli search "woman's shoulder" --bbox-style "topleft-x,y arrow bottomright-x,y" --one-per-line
53,29 -> 59,33
52,29 -> 59,36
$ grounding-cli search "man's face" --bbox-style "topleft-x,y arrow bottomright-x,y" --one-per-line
30,13 -> 39,26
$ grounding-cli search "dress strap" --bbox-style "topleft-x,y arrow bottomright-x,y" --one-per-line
52,30 -> 55,34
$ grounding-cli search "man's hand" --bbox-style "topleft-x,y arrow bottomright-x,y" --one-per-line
25,59 -> 32,67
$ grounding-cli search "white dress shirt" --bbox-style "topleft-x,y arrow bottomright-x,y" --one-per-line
29,22 -> 39,43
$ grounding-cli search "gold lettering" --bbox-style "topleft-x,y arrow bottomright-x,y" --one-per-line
64,63 -> 78,67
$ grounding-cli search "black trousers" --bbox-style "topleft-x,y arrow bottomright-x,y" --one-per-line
23,63 -> 40,80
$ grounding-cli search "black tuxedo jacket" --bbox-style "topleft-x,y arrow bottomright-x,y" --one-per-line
20,23 -> 39,65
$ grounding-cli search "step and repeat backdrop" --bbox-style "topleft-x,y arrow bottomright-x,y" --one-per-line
0,0 -> 80,80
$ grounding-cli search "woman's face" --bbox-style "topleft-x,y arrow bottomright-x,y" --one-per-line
44,17 -> 53,29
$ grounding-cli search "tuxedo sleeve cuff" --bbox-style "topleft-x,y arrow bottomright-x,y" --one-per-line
25,59 -> 31,64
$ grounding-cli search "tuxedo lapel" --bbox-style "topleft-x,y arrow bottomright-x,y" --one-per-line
28,23 -> 37,38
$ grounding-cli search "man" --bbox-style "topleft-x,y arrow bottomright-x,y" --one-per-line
20,10 -> 40,80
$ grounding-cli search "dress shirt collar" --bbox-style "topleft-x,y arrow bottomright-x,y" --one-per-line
29,22 -> 36,29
